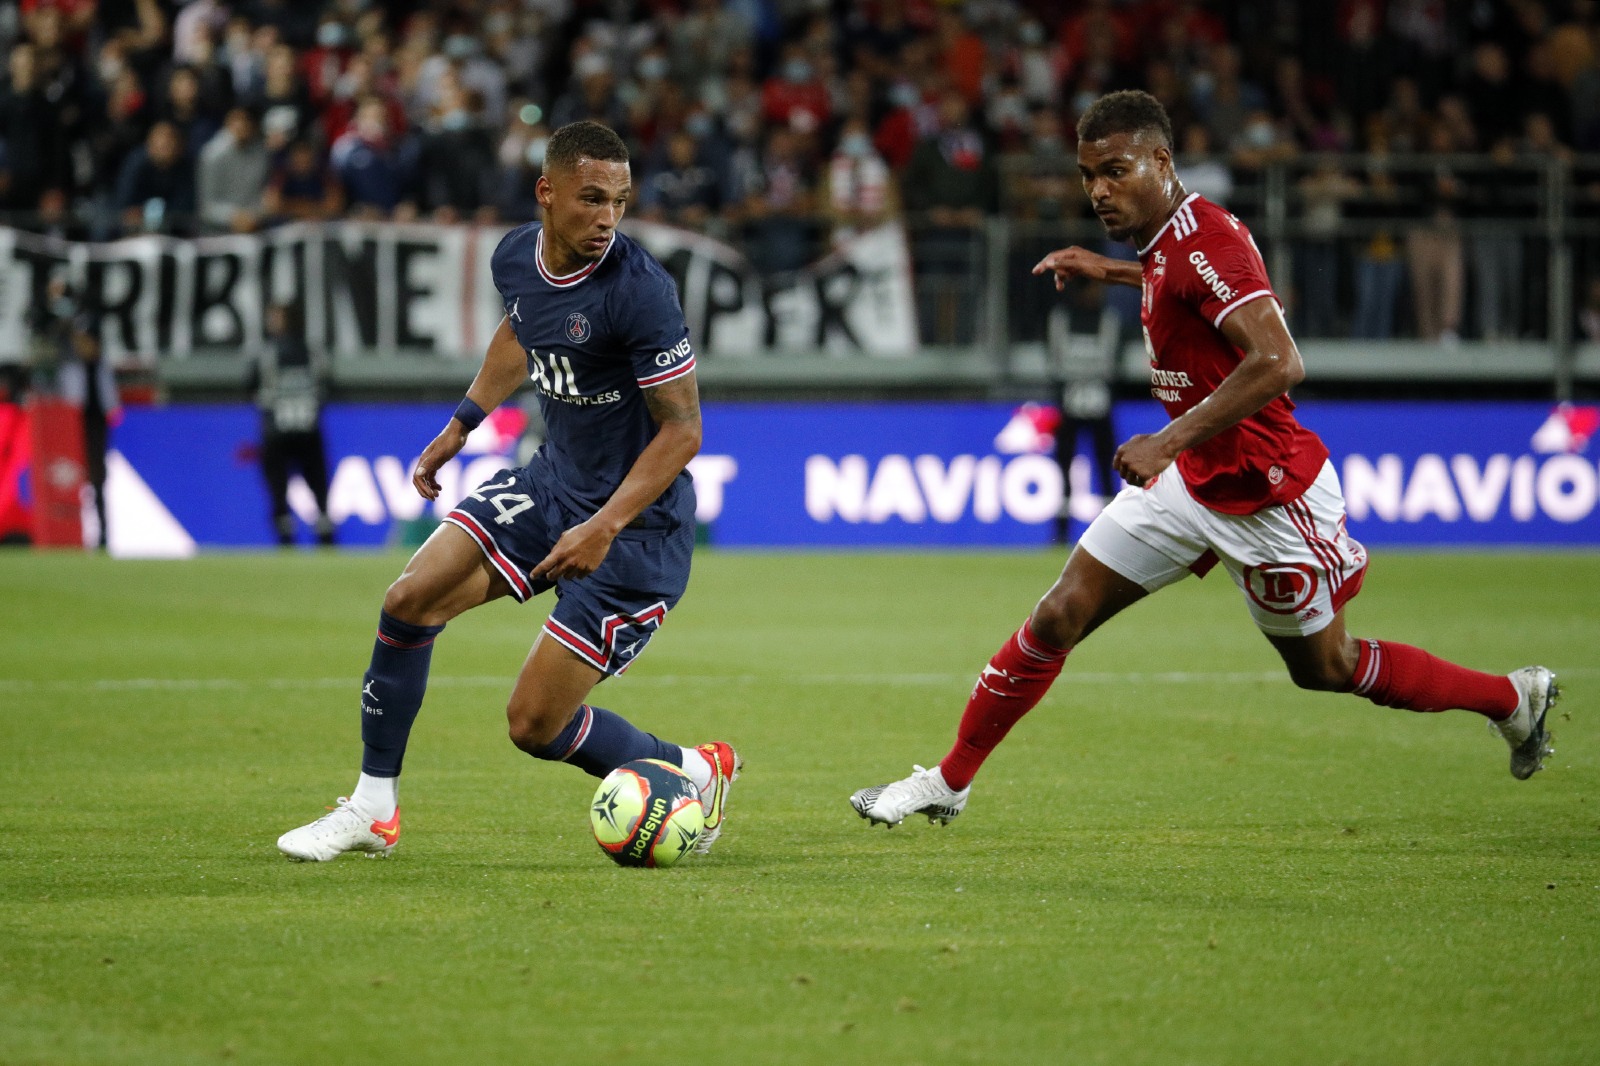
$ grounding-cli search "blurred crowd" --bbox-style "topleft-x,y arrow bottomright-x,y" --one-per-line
4,0 -> 1600,342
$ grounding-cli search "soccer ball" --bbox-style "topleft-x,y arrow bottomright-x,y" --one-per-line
590,759 -> 705,868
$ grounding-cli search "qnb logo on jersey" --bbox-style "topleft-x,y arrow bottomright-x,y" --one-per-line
655,337 -> 692,367
529,348 -> 621,406
1242,563 -> 1319,615
1188,250 -> 1236,302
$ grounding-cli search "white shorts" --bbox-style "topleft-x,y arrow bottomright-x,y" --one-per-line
1078,460 -> 1369,637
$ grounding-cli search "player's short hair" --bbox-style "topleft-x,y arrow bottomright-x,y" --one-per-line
1076,90 -> 1174,150
543,120 -> 629,176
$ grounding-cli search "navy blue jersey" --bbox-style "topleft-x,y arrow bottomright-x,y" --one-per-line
491,223 -> 697,528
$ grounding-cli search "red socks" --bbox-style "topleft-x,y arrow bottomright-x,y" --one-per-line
938,621 -> 1069,790
1343,638 -> 1516,718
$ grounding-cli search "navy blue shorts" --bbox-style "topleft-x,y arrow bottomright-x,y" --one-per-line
444,463 -> 694,677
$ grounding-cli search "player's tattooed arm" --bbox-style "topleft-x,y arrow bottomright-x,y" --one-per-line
414,316 -> 527,499
530,371 -> 703,582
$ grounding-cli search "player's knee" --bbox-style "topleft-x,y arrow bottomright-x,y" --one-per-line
382,575 -> 443,626
506,701 -> 568,755
1031,586 -> 1091,650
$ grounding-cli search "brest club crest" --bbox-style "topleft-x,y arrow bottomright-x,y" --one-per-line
565,312 -> 591,343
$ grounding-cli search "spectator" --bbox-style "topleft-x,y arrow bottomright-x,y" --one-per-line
159,65 -> 222,160
1196,43 -> 1267,156
640,129 -> 722,232
1176,123 -> 1232,207
671,0 -> 752,90
903,90 -> 997,228
1464,135 -> 1538,341
115,120 -> 196,235
1008,106 -> 1076,221
416,81 -> 496,222
737,124 -> 816,276
322,52 -> 406,146
329,95 -> 417,220
1404,121 -> 1465,344
822,116 -> 896,244
904,91 -> 996,344
1348,119 -> 1405,340
248,43 -> 315,147
0,42 -> 72,212
198,105 -> 269,233
1463,42 -> 1520,147
1296,160 -> 1361,338
1332,0 -> 1395,126
493,111 -> 545,224
263,137 -> 344,223
547,50 -> 626,132
761,41 -> 831,135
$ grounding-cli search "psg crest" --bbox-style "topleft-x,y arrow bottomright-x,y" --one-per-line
565,312 -> 591,343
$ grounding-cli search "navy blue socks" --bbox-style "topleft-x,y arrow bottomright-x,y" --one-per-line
359,610 -> 445,778
533,703 -> 682,778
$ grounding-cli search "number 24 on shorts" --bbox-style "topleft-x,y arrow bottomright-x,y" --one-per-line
468,475 -> 535,525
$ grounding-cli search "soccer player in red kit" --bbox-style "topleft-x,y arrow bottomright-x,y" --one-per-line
851,90 -> 1562,827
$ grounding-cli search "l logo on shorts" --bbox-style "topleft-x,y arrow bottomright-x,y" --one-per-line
1243,562 -> 1318,615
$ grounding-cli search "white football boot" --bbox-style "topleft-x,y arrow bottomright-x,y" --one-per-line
850,765 -> 969,827
277,798 -> 401,861
691,742 -> 741,855
1494,667 -> 1560,780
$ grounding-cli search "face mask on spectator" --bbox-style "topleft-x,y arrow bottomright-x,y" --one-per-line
317,23 -> 349,48
1244,120 -> 1275,148
99,56 -> 124,84
685,113 -> 713,138
784,60 -> 813,84
485,13 -> 512,35
839,133 -> 871,158
525,137 -> 548,167
1020,22 -> 1045,46
444,35 -> 479,60
638,55 -> 669,81
888,83 -> 919,109
442,109 -> 470,131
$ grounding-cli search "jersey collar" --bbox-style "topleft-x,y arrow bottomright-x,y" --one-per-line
534,227 -> 614,288
1137,191 -> 1202,258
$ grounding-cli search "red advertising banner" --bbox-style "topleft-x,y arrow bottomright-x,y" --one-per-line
0,403 -> 30,543
27,397 -> 85,548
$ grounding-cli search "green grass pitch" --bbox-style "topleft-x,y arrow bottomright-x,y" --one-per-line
1,548 -> 1597,1065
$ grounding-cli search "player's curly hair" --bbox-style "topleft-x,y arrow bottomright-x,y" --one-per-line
1076,90 -> 1174,149
543,120 -> 630,175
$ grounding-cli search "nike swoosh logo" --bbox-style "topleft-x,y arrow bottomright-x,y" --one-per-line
369,811 -> 401,844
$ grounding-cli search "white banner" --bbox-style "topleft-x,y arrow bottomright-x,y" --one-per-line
0,220 -> 918,363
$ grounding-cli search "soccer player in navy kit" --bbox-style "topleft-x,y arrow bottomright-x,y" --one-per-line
278,121 -> 739,861
852,91 -> 1561,828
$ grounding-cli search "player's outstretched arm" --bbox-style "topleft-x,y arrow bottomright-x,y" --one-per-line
1114,298 -> 1304,486
1032,246 -> 1143,290
530,370 -> 702,583
413,317 -> 528,500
